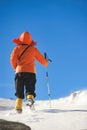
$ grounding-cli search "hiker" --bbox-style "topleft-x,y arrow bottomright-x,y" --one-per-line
10,32 -> 48,112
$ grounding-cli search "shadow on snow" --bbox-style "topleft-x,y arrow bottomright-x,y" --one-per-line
42,109 -> 87,113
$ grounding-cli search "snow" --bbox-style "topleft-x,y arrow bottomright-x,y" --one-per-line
0,90 -> 87,130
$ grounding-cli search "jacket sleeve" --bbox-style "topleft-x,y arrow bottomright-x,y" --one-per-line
34,48 -> 48,66
10,47 -> 18,70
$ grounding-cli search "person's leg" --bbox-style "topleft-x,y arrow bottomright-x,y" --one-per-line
14,73 -> 24,111
25,73 -> 36,99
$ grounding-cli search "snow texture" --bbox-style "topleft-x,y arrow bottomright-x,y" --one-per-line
0,90 -> 87,130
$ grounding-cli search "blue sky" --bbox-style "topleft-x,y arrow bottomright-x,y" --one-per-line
0,0 -> 87,100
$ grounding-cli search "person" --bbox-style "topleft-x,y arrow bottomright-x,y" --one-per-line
10,32 -> 48,112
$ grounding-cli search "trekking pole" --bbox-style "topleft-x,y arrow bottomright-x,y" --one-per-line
44,52 -> 52,108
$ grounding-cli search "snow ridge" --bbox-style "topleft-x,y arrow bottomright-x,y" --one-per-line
0,90 -> 87,130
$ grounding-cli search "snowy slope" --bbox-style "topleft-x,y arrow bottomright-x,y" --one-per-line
0,90 -> 87,130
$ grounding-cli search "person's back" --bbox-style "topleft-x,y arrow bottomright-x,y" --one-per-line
10,32 -> 48,113
11,43 -> 48,73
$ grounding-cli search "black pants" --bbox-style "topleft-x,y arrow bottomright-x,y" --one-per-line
15,72 -> 36,99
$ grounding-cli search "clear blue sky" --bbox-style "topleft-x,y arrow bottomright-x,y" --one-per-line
0,0 -> 87,100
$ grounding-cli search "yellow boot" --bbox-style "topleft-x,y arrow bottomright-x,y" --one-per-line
15,98 -> 23,113
27,94 -> 34,100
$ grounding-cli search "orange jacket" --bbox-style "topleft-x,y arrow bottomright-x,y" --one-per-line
10,45 -> 48,73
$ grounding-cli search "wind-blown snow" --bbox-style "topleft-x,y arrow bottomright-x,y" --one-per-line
0,90 -> 87,130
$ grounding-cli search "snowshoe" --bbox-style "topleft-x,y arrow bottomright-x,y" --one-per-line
26,98 -> 34,108
16,109 -> 22,114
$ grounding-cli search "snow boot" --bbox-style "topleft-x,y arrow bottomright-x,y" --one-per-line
26,95 -> 34,107
15,98 -> 23,113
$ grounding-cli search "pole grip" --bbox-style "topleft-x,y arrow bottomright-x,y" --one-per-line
44,52 -> 47,59
44,52 -> 52,62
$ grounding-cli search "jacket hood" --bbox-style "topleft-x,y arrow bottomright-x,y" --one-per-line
13,32 -> 33,45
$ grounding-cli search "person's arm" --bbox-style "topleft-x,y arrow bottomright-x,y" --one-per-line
34,48 -> 48,66
10,47 -> 18,70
